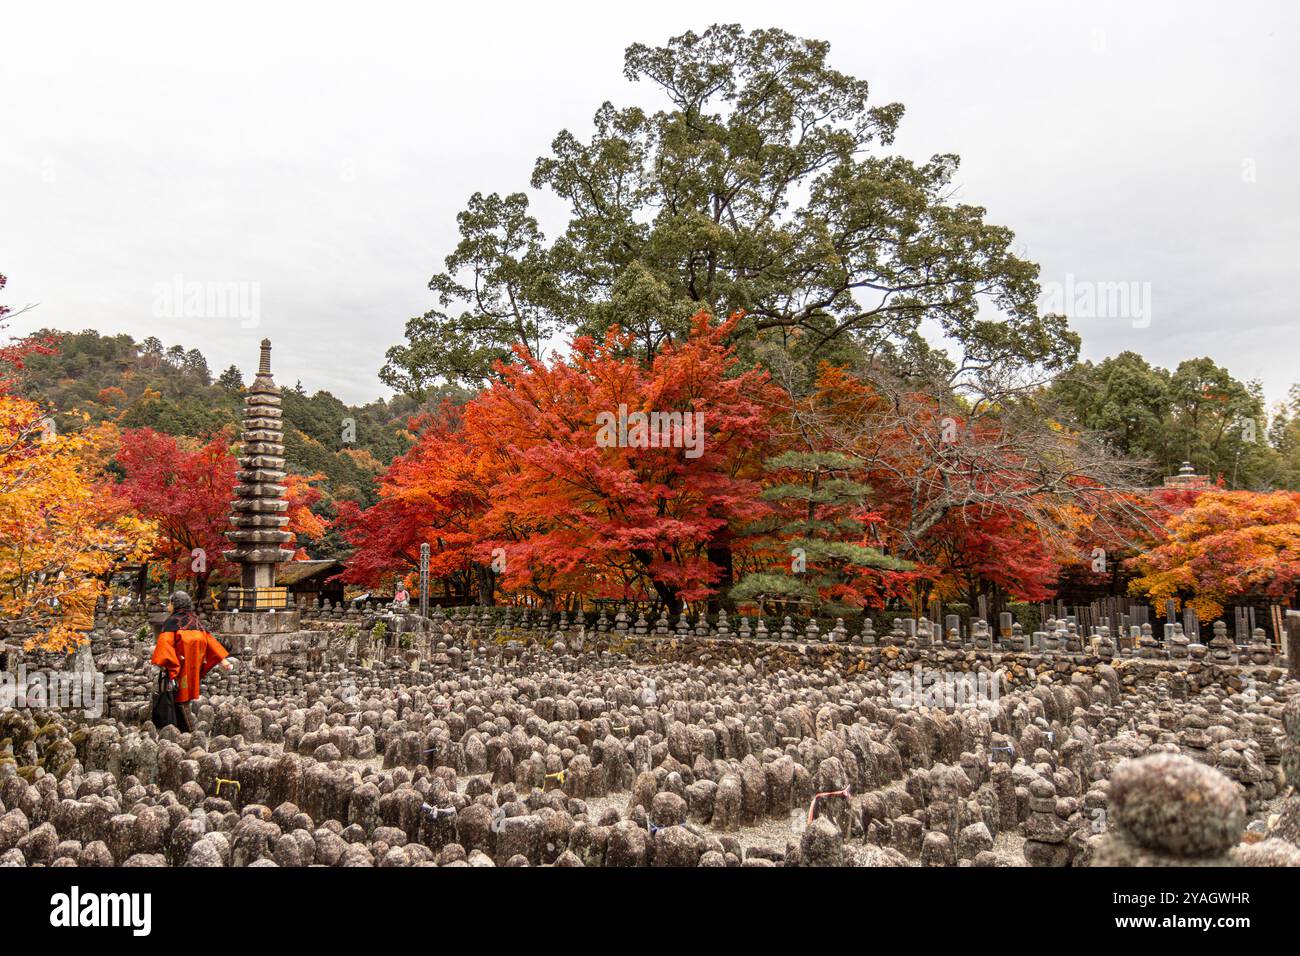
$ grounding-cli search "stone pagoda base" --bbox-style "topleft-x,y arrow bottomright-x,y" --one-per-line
213,609 -> 312,658
214,609 -> 302,636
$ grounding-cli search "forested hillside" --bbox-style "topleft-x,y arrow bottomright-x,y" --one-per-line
15,329 -> 450,557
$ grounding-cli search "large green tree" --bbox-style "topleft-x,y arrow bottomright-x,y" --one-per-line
1049,352 -> 1277,487
1265,385 -> 1300,490
383,24 -> 1078,392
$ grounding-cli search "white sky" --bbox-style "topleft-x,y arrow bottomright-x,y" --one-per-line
1,0 -> 1296,407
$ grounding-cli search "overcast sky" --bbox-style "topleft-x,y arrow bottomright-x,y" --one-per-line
1,0 -> 1296,407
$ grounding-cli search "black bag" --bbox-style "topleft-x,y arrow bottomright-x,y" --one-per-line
149,634 -> 191,732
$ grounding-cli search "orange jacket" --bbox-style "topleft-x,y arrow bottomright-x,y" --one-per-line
151,629 -> 229,703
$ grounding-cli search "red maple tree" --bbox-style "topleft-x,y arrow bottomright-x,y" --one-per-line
338,402 -> 490,599
341,312 -> 781,611
116,428 -> 237,599
117,428 -> 328,598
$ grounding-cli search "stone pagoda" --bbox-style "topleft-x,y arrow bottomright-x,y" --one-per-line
1162,461 -> 1209,490
221,339 -> 296,619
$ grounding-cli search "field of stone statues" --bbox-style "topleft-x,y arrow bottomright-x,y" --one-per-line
2,605 -> 1300,869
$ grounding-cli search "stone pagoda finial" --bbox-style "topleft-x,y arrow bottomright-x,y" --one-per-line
223,338 -> 295,594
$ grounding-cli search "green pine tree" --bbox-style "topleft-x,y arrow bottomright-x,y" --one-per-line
731,450 -> 910,616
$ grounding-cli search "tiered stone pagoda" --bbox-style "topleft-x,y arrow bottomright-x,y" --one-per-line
223,339 -> 295,609
1162,460 -> 1209,489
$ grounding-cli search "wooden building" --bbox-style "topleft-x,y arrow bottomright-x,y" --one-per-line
212,559 -> 345,609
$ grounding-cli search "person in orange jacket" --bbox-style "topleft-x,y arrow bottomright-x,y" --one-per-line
150,590 -> 236,728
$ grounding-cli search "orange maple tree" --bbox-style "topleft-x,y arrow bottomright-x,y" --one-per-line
472,311 -> 780,609
1129,489 -> 1300,620
338,401 -> 490,599
343,312 -> 780,610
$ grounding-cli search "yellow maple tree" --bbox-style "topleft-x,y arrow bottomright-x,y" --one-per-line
0,393 -> 156,651
1129,489 -> 1300,621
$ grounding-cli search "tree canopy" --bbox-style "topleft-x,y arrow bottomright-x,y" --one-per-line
1048,351 -> 1280,488
382,24 -> 1078,393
